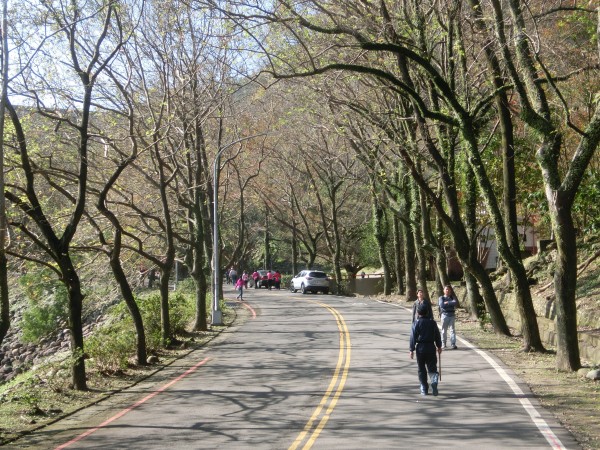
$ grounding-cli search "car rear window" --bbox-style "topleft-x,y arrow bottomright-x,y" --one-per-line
308,272 -> 327,278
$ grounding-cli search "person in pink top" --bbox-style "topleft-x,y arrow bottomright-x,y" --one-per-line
274,271 -> 281,290
252,270 -> 259,289
266,270 -> 273,290
235,277 -> 244,300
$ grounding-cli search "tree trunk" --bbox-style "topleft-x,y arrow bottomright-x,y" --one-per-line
0,0 -> 9,347
397,166 -> 417,301
192,199 -> 208,332
0,254 -> 8,346
386,115 -> 508,333
59,256 -> 87,390
5,73 -> 93,389
433,208 -> 450,296
402,220 -> 417,302
489,0 -> 600,367
418,179 -> 447,298
463,166 -> 484,320
264,212 -> 271,269
393,215 -> 405,295
159,267 -> 172,345
466,254 -> 510,335
331,198 -> 344,294
464,271 -> 484,320
449,163 -> 509,334
411,179 -> 429,299
156,161 -> 175,344
373,198 -> 392,295
462,126 -> 544,350
551,193 -> 581,370
392,54 -> 505,324
466,0 -> 543,351
97,154 -> 148,364
109,238 -> 147,365
291,225 -> 298,276
193,272 -> 208,332
433,252 -> 447,297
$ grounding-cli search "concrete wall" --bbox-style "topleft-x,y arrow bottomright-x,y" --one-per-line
345,277 -> 384,296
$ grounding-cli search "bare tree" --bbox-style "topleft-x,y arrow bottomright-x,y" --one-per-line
5,0 -> 125,389
0,0 -> 9,346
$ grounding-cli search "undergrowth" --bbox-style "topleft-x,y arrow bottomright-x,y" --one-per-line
85,291 -> 195,374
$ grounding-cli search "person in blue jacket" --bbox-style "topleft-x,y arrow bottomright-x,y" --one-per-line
438,284 -> 459,349
409,303 -> 443,396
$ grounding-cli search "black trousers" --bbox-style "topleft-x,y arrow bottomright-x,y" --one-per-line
416,347 -> 438,388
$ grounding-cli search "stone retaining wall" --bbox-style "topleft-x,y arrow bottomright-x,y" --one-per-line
0,311 -> 103,384
498,291 -> 599,365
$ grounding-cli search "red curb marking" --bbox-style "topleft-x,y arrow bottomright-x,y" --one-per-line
55,357 -> 211,449
240,301 -> 257,319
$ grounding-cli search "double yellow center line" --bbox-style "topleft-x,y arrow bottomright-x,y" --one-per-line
289,301 -> 351,450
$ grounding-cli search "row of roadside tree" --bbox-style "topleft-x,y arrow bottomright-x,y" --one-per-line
0,0 -> 598,390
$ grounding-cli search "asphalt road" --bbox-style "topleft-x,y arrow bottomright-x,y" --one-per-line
8,287 -> 580,449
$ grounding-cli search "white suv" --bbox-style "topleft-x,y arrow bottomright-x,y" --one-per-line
290,270 -> 330,294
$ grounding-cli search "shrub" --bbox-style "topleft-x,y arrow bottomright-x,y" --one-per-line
86,322 -> 134,374
169,292 -> 195,334
19,271 -> 69,343
86,292 -> 195,371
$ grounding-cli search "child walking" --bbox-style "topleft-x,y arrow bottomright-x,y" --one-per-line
235,277 -> 244,301
409,302 -> 443,395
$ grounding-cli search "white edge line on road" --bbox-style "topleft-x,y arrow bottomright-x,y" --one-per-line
377,299 -> 567,450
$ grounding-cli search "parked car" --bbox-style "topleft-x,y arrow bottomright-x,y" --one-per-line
255,270 -> 270,289
289,270 -> 330,294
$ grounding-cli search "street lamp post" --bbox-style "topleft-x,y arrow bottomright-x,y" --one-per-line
212,134 -> 266,326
